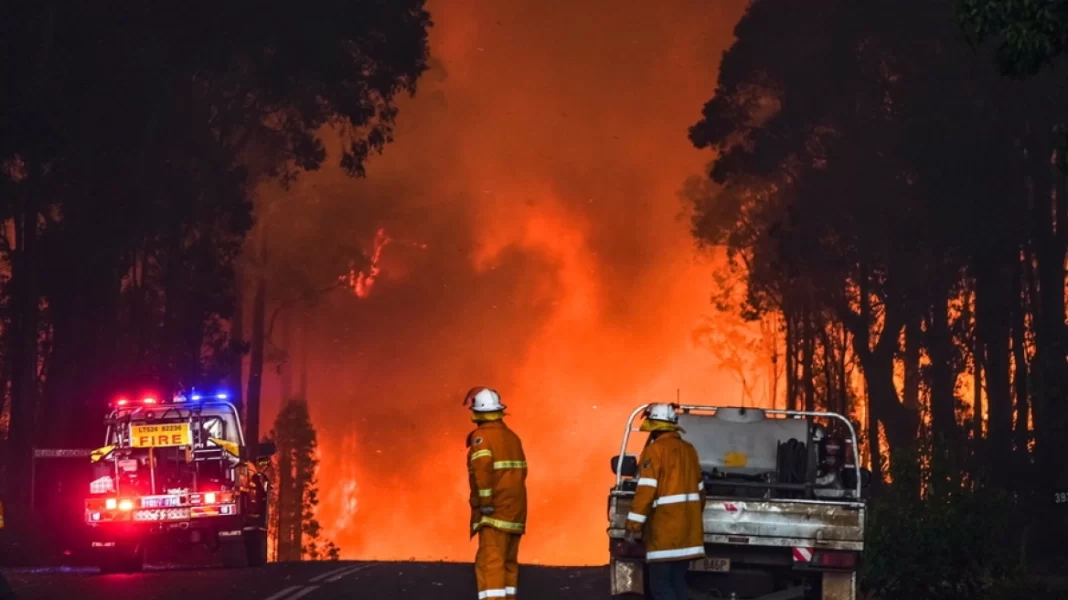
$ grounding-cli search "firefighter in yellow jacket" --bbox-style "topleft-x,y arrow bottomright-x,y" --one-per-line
465,387 -> 528,599
624,403 -> 706,600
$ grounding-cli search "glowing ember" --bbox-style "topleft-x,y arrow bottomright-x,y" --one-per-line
339,228 -> 428,298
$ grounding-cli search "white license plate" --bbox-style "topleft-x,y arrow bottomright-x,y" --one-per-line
691,557 -> 730,573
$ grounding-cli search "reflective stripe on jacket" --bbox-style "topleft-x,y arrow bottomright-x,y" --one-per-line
624,431 -> 706,562
467,420 -> 528,536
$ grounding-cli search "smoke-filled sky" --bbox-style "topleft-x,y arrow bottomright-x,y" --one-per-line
255,0 -> 752,566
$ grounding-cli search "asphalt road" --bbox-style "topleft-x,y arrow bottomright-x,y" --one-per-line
2,561 -> 610,600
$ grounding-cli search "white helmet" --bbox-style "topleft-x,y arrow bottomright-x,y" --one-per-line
812,425 -> 827,442
464,387 -> 506,412
644,403 -> 679,424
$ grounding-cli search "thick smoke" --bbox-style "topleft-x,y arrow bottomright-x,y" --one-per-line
255,0 -> 751,565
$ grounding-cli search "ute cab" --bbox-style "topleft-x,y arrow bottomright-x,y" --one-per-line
84,390 -> 274,573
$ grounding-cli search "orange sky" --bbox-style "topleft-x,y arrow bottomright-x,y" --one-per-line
253,0 -> 752,566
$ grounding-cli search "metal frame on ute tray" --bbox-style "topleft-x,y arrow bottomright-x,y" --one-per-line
613,405 -> 863,499
608,404 -> 866,600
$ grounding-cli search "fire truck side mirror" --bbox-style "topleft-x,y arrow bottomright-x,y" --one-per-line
257,441 -> 277,459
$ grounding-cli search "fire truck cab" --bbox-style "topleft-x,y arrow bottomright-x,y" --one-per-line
84,391 -> 273,573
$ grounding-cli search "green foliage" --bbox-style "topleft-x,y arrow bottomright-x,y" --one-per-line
862,446 -> 1022,600
984,578 -> 1063,600
956,0 -> 1068,76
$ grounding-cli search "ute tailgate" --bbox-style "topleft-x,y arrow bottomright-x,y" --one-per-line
609,494 -> 865,552
703,497 -> 865,551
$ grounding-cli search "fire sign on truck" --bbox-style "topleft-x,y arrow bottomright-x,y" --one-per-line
130,423 -> 192,448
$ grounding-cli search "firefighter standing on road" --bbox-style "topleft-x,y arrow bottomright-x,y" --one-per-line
465,387 -> 527,599
624,403 -> 706,600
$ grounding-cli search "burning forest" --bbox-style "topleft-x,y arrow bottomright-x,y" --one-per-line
5,1 -> 1068,598
248,0 -> 754,565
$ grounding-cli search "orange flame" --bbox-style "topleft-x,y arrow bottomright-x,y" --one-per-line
340,228 -> 428,298
251,0 -> 755,567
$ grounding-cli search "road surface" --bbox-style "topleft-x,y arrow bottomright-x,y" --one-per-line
3,561 -> 610,600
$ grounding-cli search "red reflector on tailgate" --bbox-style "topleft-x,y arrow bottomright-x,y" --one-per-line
815,551 -> 857,569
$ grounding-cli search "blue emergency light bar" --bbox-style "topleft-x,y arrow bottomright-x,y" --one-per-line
187,390 -> 230,401
116,389 -> 230,408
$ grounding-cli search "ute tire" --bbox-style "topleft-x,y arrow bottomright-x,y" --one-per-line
245,529 -> 268,567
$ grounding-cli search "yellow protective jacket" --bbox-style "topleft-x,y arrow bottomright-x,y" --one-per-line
467,420 -> 528,536
625,431 -> 706,562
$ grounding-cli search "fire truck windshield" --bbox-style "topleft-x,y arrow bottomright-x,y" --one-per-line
105,403 -> 243,448
93,402 -> 244,497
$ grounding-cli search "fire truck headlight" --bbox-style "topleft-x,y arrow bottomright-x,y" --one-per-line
105,498 -> 117,510
91,512 -> 101,521
204,492 -> 217,505
118,499 -> 134,511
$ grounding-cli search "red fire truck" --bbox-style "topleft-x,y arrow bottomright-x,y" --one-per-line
84,391 -> 274,573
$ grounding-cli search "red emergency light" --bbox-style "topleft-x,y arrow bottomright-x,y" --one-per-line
112,393 -> 162,408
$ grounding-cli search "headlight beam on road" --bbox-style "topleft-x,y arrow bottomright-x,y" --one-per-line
263,585 -> 319,600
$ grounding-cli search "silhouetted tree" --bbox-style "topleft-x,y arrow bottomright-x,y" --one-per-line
0,0 -> 431,537
687,0 -> 1066,529
268,398 -> 336,562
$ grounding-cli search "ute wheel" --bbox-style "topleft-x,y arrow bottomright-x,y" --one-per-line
245,529 -> 268,567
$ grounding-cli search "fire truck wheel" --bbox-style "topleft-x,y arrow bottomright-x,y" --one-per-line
220,536 -> 249,568
245,530 -> 268,567
0,571 -> 15,600
96,544 -> 144,575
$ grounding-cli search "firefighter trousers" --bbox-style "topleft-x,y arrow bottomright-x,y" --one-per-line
475,526 -> 521,598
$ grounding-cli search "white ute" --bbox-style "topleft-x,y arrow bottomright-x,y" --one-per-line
607,405 -> 870,600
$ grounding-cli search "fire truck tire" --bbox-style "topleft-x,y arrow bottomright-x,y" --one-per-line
220,537 -> 248,568
245,530 -> 268,567
96,544 -> 144,574
0,571 -> 15,600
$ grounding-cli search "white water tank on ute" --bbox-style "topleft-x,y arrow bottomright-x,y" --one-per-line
677,407 -> 808,475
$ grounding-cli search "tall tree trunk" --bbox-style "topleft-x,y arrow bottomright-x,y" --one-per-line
247,274 -> 266,447
1030,136 -> 1068,519
846,266 -> 916,489
927,286 -> 957,448
903,316 -> 920,415
1012,250 -> 1031,490
231,270 -> 245,419
978,258 -> 1014,487
280,313 -> 293,401
299,309 -> 308,402
7,160 -> 41,526
7,4 -> 55,530
802,310 -> 816,412
839,325 -> 849,417
963,282 -> 983,439
866,390 -> 881,486
785,310 -> 797,411
1023,126 -> 1068,553
819,324 -> 837,414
